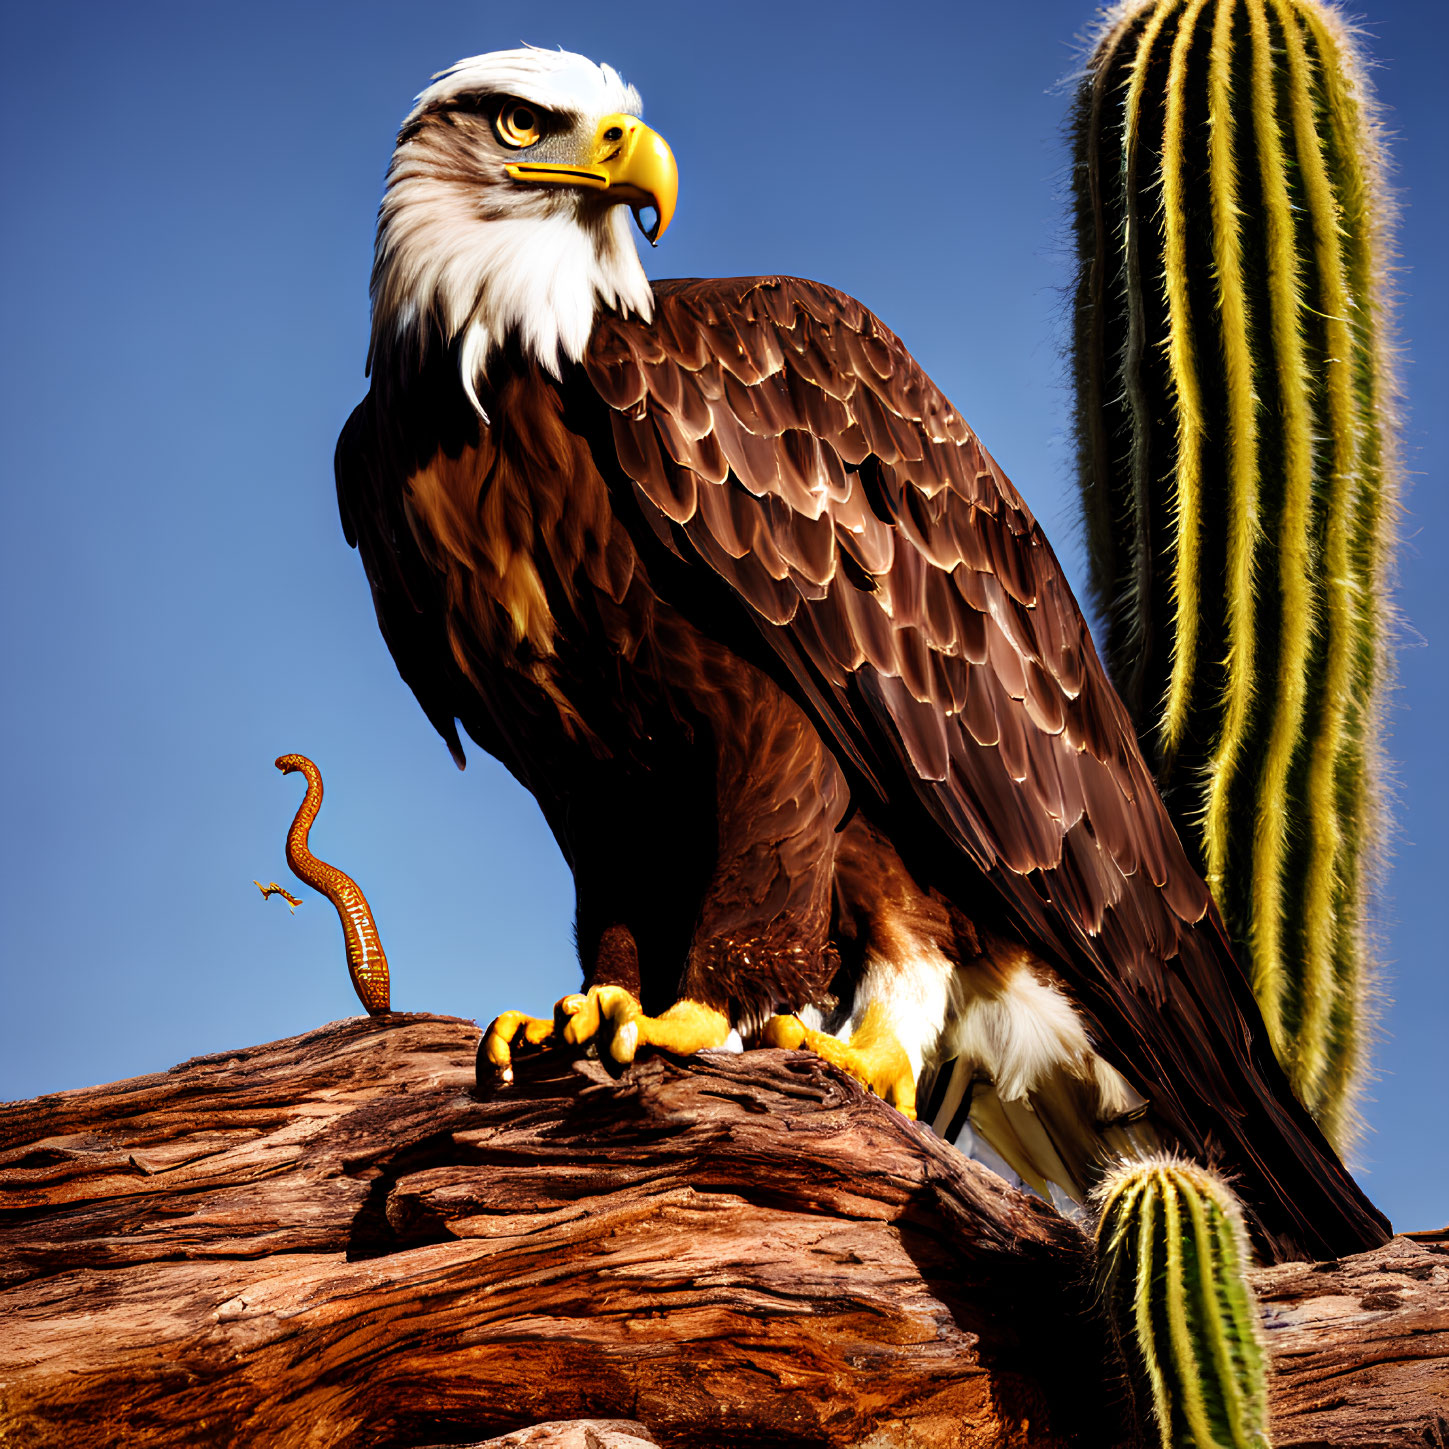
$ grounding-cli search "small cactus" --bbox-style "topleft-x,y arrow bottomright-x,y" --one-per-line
1069,0 -> 1400,1150
1095,1157 -> 1270,1449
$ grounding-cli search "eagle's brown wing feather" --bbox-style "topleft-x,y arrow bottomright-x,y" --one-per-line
585,275 -> 1386,1261
336,391 -> 472,771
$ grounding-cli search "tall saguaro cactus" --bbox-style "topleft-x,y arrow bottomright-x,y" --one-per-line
1069,0 -> 1399,1149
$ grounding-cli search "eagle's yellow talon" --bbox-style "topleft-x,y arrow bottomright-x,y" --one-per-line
488,988 -> 735,1077
557,986 -> 730,1060
521,1016 -> 555,1046
762,1014 -> 807,1051
612,1019 -> 640,1063
562,984 -> 624,1046
764,1003 -> 917,1120
481,1007 -> 557,1078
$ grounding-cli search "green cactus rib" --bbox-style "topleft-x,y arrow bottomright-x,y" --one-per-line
1300,3 -> 1397,1147
1200,0 -> 1262,919
1070,0 -> 1399,1149
1096,1158 -> 1270,1449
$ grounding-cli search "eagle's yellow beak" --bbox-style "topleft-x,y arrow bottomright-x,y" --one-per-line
505,114 -> 678,245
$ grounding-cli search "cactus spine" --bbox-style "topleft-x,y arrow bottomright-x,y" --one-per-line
1070,0 -> 1399,1149
1095,1158 -> 1270,1449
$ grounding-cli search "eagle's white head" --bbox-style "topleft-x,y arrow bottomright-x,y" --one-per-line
368,48 -> 676,407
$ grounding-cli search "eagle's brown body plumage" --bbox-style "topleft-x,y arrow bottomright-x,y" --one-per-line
339,272 -> 1388,1262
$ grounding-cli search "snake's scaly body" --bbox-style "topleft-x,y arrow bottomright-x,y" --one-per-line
275,753 -> 390,1015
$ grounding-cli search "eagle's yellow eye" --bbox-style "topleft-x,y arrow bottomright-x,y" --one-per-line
494,102 -> 542,149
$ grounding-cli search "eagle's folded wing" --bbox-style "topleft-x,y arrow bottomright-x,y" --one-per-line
585,275 -> 1387,1261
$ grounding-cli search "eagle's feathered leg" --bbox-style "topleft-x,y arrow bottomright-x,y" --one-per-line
672,676 -> 849,1032
484,644 -> 851,1077
580,922 -> 643,999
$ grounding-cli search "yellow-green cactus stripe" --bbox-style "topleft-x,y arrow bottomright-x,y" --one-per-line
1182,1183 -> 1247,1434
1280,4 -> 1354,1100
1300,1 -> 1397,1146
1121,0 -> 1184,698
1244,0 -> 1317,1049
1201,0 -> 1260,904
1159,0 -> 1213,752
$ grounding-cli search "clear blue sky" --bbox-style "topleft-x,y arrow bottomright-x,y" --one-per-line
2,0 -> 1443,1232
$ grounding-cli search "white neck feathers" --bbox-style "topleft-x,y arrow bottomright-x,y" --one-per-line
368,117 -> 653,408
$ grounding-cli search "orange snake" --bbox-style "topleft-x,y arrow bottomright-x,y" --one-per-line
275,753 -> 391,1015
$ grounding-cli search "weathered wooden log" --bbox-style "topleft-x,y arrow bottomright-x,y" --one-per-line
440,1422 -> 661,1449
0,1014 -> 1443,1448
1255,1226 -> 1448,1447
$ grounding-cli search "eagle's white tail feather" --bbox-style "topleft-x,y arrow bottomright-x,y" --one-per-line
845,935 -> 1149,1205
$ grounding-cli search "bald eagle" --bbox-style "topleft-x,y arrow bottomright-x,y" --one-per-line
337,48 -> 1387,1262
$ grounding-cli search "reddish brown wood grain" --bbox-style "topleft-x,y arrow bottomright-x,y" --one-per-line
0,1014 -> 1442,1448
1258,1227 -> 1448,1447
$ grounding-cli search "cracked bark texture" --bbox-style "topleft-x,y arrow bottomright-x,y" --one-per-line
0,1013 -> 1443,1448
